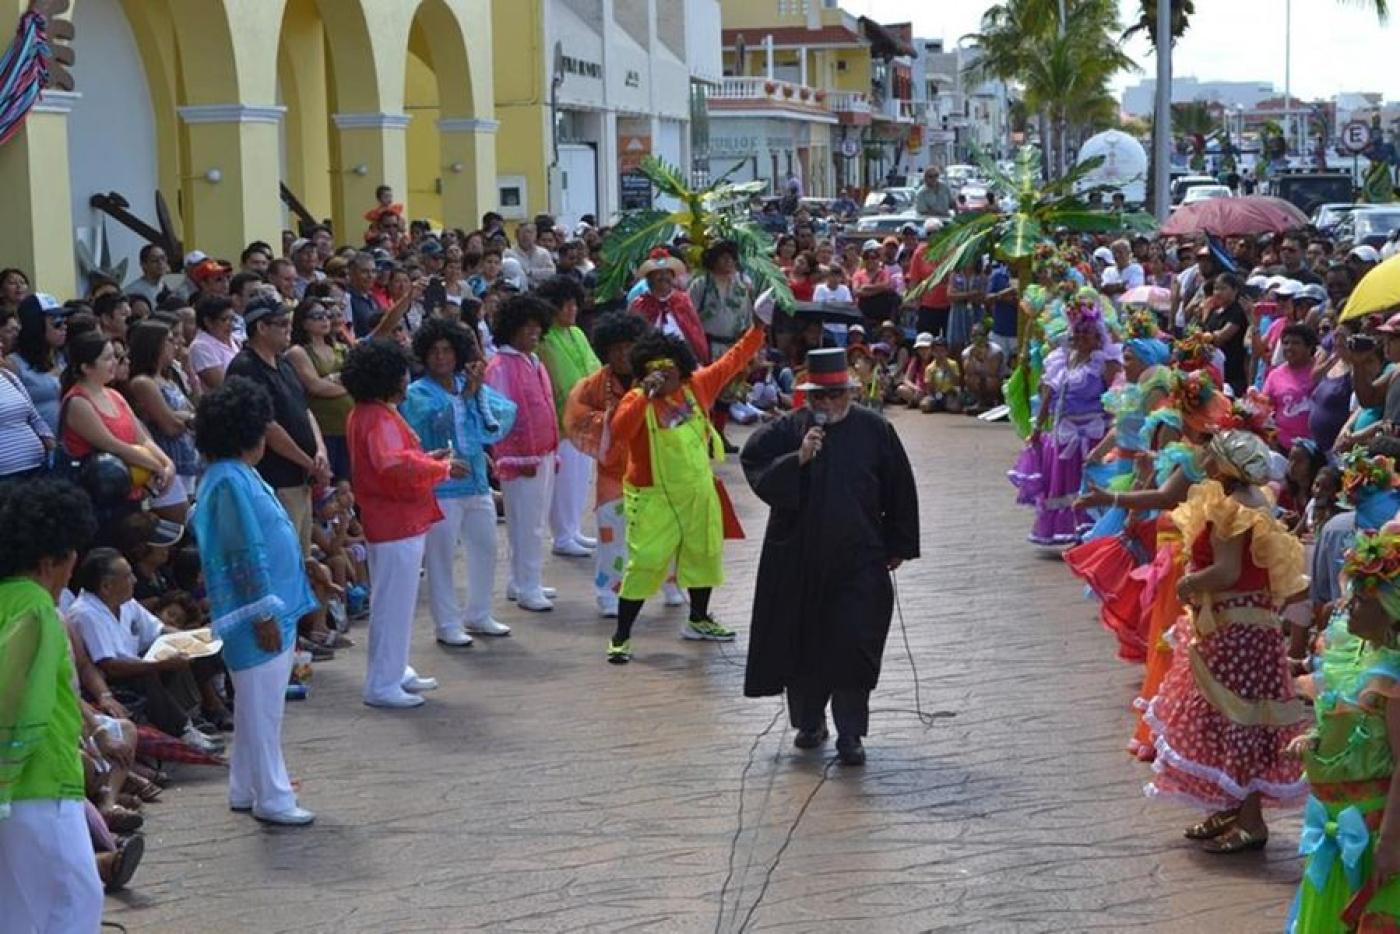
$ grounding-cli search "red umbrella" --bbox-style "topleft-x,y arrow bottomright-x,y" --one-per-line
1159,195 -> 1309,238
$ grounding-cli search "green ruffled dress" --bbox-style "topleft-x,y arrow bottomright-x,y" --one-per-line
1291,618 -> 1400,933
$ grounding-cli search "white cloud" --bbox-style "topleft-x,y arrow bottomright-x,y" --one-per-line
847,0 -> 1400,101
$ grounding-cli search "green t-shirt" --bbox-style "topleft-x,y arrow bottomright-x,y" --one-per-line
0,577 -> 85,812
539,325 -> 601,425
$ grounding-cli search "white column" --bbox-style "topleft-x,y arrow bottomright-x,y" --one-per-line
765,35 -> 774,81
799,46 -> 808,87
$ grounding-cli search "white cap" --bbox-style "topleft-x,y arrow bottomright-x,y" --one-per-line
1246,275 -> 1270,290
849,323 -> 866,334
913,331 -> 935,348
182,250 -> 208,268
1274,279 -> 1302,298
1092,246 -> 1113,265
1298,283 -> 1327,304
861,239 -> 883,253
923,217 -> 943,235
1351,244 -> 1381,263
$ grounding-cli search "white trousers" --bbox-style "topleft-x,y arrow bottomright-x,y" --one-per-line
228,646 -> 296,814
364,534 -> 428,704
502,469 -> 553,600
550,440 -> 594,548
424,493 -> 498,631
0,798 -> 103,934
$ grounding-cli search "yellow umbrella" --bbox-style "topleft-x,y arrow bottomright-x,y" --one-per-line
1341,252 -> 1400,321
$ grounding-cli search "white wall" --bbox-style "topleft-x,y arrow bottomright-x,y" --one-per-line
686,0 -> 723,85
68,0 -> 159,284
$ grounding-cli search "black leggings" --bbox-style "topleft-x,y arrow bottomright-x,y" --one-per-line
613,587 -> 711,642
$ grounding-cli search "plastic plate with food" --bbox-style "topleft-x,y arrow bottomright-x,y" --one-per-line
143,628 -> 223,662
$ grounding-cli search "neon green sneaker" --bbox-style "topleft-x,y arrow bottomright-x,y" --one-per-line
607,637 -> 632,664
682,615 -> 736,642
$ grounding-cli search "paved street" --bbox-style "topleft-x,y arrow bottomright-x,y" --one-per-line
105,412 -> 1299,934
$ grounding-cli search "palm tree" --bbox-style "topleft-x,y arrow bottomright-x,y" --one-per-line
593,155 -> 794,310
905,145 -> 1154,434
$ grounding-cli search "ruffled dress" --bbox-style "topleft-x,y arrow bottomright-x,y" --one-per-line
1008,345 -> 1117,546
1288,619 -> 1400,933
1144,481 -> 1311,810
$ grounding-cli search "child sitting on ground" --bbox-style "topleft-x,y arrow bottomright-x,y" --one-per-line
922,336 -> 962,414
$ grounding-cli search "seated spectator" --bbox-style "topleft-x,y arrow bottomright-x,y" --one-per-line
962,323 -> 1005,412
124,318 -> 200,522
0,351 -> 54,479
67,548 -> 228,752
896,332 -> 937,408
921,336 -> 963,414
113,511 -> 186,612
3,292 -> 68,434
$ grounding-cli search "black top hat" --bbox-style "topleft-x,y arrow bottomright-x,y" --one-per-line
797,347 -> 859,391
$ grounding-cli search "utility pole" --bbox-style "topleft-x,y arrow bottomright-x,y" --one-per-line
1283,0 -> 1292,160
1152,0 -> 1172,221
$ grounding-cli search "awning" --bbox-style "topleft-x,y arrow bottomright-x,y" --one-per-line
858,18 -> 915,58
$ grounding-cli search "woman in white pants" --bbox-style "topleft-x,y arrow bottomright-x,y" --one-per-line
485,296 -> 560,612
401,318 -> 517,645
0,479 -> 104,931
345,340 -> 465,708
191,377 -> 327,825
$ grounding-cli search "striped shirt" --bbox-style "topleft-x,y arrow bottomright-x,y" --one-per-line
0,367 -> 51,477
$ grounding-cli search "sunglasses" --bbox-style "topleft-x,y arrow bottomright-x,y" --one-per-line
49,318 -> 68,328
808,388 -> 849,401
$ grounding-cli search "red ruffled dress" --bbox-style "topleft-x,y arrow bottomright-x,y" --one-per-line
1144,481 -> 1310,811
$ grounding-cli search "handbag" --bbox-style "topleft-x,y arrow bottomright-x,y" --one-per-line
45,394 -> 86,483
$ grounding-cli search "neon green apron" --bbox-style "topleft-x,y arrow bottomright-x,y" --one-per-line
619,387 -> 724,599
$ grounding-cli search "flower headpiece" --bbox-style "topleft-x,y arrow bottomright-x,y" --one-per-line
1342,531 -> 1400,600
1065,296 -> 1103,333
1340,450 -> 1400,509
1172,327 -> 1216,372
1165,368 -> 1231,436
1218,388 -> 1277,445
1123,308 -> 1160,340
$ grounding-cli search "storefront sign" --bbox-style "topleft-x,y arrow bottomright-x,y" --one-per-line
710,135 -> 760,158
561,53 -> 602,81
620,171 -> 653,211
619,133 -> 652,173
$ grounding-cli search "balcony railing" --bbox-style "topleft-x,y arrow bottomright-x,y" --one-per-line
712,77 -> 831,110
828,91 -> 872,115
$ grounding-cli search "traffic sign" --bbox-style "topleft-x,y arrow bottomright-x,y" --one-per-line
1343,121 -> 1371,153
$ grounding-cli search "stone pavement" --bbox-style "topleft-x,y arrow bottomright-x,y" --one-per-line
105,411 -> 1299,934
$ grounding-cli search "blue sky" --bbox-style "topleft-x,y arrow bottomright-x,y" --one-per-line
851,0 -> 1400,102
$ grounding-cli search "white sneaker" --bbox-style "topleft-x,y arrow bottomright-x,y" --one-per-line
597,595 -> 619,618
517,593 -> 555,612
507,585 -> 557,601
551,540 -> 593,557
662,583 -> 687,607
435,627 -> 474,647
181,725 -> 223,755
364,692 -> 425,709
574,534 -> 598,549
252,805 -> 316,826
402,675 -> 439,693
464,617 -> 511,637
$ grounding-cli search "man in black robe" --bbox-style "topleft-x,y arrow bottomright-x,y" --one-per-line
741,348 -> 920,765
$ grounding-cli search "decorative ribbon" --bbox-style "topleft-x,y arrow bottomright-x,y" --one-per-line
0,12 -> 52,149
1298,796 -> 1370,892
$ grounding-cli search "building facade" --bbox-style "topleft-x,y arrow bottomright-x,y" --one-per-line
491,0 -> 721,230
1,0 -> 498,297
912,40 -> 1012,171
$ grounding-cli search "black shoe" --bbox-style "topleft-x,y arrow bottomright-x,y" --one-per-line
836,736 -> 866,766
793,726 -> 829,749
722,437 -> 740,454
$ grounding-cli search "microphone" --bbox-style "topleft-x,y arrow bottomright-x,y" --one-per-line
809,411 -> 827,459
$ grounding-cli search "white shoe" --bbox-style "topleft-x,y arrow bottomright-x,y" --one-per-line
663,583 -> 687,607
364,692 -> 426,709
181,725 -> 223,755
507,585 -> 557,601
552,540 -> 593,557
574,534 -> 598,549
597,595 -> 619,618
517,593 -> 554,612
252,805 -> 316,826
464,617 -> 511,637
435,627 -> 474,647
402,675 -> 439,693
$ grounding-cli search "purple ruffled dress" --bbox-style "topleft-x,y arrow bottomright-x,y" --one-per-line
1008,346 -> 1116,545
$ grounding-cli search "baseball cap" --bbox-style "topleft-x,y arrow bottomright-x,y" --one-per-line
1351,244 -> 1381,264
914,332 -> 935,348
899,222 -> 919,235
1273,278 -> 1302,299
182,250 -> 208,268
191,258 -> 232,284
923,217 -> 943,235
1093,246 -> 1113,265
1246,275 -> 1270,291
18,292 -> 65,317
1376,312 -> 1400,335
290,238 -> 314,255
419,238 -> 444,257
848,323 -> 866,335
861,239 -> 882,254
147,518 -> 185,548
1298,283 -> 1327,304
243,294 -> 289,326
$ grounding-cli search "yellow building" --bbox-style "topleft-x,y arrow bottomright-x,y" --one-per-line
714,0 -> 920,197
0,0 -> 497,298
490,0 -> 722,230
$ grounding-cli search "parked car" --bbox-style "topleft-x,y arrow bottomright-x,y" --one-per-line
957,185 -> 991,213
1170,174 -> 1219,205
845,212 -> 923,242
945,164 -> 979,186
1336,207 -> 1400,250
1180,185 -> 1233,205
1272,171 -> 1355,217
1311,202 -> 1357,234
860,187 -> 917,216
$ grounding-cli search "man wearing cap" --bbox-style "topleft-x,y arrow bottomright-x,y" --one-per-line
852,239 -> 902,327
1349,244 -> 1381,279
914,166 -> 953,217
741,347 -> 920,766
190,257 -> 233,301
226,296 -> 331,549
289,238 -> 323,299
